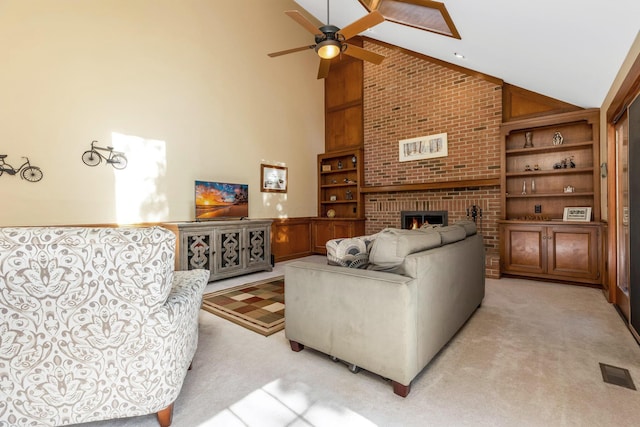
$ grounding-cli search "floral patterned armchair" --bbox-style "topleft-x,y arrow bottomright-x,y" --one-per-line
0,226 -> 209,427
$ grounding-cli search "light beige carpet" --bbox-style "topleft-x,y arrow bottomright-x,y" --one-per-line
75,264 -> 640,427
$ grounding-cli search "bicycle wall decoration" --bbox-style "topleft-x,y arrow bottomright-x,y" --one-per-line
0,155 -> 44,182
82,140 -> 128,169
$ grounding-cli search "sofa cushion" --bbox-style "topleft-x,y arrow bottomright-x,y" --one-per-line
368,228 -> 441,272
437,225 -> 467,244
327,234 -> 377,269
454,220 -> 477,236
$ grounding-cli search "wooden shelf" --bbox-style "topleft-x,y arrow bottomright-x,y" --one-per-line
360,177 -> 500,194
506,192 -> 594,199
505,141 -> 593,156
506,167 -> 594,178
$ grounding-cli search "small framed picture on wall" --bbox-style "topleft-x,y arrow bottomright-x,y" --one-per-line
261,163 -> 287,193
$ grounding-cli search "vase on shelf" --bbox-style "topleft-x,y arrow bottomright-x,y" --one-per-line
522,180 -> 527,195
524,131 -> 534,148
531,179 -> 536,193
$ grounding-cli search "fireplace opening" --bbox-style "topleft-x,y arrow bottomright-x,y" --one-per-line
401,211 -> 448,230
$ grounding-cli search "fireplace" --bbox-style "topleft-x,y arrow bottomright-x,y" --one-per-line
401,211 -> 448,229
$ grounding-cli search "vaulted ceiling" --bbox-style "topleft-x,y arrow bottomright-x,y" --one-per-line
294,0 -> 640,108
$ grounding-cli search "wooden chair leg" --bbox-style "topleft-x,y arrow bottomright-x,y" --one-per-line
289,340 -> 304,352
157,403 -> 173,427
391,381 -> 411,397
188,361 -> 193,370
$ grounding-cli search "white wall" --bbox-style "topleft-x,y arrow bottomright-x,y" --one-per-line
600,31 -> 640,221
0,0 -> 324,226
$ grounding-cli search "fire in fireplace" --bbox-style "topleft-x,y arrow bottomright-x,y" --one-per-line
401,211 -> 448,229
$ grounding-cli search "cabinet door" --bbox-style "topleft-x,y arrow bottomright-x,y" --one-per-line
547,226 -> 599,281
215,227 -> 244,276
501,224 -> 545,274
311,221 -> 334,254
245,225 -> 270,268
181,229 -> 215,280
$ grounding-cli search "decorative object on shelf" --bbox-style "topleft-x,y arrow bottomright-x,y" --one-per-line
330,195 -> 337,201
337,160 -> 343,169
322,164 -> 331,172
326,209 -> 336,218
0,155 -> 43,182
553,157 -> 576,169
552,131 -> 564,145
522,180 -> 527,195
531,179 -> 536,193
524,164 -> 532,171
524,131 -> 534,148
564,185 -> 575,193
534,164 -> 540,170
345,190 -> 353,200
331,179 -> 337,184
399,132 -> 448,162
517,214 -> 551,221
351,155 -> 357,167
82,140 -> 128,169
344,178 -> 356,184
562,206 -> 592,222
261,163 -> 288,193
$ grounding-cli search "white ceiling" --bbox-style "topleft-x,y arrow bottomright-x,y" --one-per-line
294,0 -> 640,108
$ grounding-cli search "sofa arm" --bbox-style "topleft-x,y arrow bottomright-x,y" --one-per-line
284,261 -> 419,384
142,269 -> 209,409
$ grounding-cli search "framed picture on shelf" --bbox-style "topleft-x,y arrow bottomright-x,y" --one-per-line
261,164 -> 287,193
399,133 -> 448,162
562,207 -> 592,222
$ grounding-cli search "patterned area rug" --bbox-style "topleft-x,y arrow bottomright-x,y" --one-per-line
201,276 -> 285,336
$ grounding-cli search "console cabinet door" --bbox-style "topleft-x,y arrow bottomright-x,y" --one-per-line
501,224 -> 545,275
245,225 -> 271,269
547,225 -> 599,281
180,228 -> 215,281
215,227 -> 244,277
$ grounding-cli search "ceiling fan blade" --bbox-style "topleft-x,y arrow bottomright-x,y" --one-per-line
317,59 -> 331,79
343,43 -> 385,65
369,0 -> 381,10
268,45 -> 315,57
285,10 -> 323,36
339,10 -> 384,41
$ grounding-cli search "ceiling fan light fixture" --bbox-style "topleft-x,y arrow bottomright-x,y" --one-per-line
316,39 -> 341,59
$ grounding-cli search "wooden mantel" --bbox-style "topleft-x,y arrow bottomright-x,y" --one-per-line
360,177 -> 500,194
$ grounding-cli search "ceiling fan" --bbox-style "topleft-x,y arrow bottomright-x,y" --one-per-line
268,1 -> 386,79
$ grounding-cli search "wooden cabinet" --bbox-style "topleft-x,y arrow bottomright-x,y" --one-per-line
318,148 -> 364,219
311,218 -> 366,254
166,220 -> 272,282
500,109 -> 601,221
500,221 -> 603,285
499,109 -> 605,285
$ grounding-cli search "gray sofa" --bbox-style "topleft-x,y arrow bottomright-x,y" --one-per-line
284,221 -> 485,396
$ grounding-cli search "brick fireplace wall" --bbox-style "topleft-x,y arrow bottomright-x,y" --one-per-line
362,41 -> 502,278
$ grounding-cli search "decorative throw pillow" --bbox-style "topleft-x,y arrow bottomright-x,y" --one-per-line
326,234 -> 377,269
420,223 -> 443,230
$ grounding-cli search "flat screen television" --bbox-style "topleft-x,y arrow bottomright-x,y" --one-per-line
195,180 -> 248,220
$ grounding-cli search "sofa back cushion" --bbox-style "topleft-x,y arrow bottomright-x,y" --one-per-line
453,220 -> 477,236
368,228 -> 441,273
327,234 -> 377,269
436,225 -> 467,244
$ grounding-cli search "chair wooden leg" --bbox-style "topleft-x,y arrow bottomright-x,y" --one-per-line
391,381 -> 411,397
289,340 -> 304,352
188,361 -> 193,371
157,403 -> 173,427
